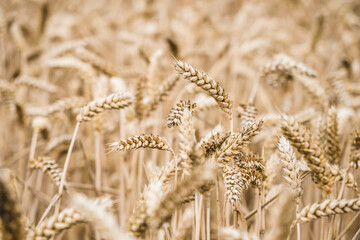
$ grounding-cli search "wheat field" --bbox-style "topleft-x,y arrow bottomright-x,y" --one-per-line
0,0 -> 360,239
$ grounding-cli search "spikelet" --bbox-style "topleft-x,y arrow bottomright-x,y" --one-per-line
74,47 -> 119,76
175,60 -> 232,117
223,164 -> 249,209
76,92 -> 134,122
167,100 -> 197,128
108,134 -> 174,155
173,207 -> 193,240
277,137 -> 303,199
27,208 -> 84,239
26,97 -> 85,117
294,198 -> 360,225
325,107 -> 340,164
217,120 -> 263,165
72,194 -> 135,240
282,116 -> 334,193
0,169 -> 25,240
199,125 -> 231,157
14,76 -> 58,93
29,156 -> 63,187
350,128 -> 360,169
148,162 -> 215,229
237,101 -> 258,126
261,54 -> 317,88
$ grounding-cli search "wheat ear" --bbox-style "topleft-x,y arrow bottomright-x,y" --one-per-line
167,100 -> 196,128
108,134 -> 174,155
146,74 -> 180,114
74,47 -> 119,76
175,60 -> 232,117
217,120 -> 263,165
76,92 -> 134,122
29,156 -> 63,188
27,208 -> 83,239
277,136 -> 303,199
72,193 -> 136,240
223,164 -> 249,210
294,198 -> 360,225
282,116 -> 334,193
237,101 -> 258,126
26,97 -> 85,117
325,107 -> 340,164
14,76 -> 58,93
199,125 -> 231,157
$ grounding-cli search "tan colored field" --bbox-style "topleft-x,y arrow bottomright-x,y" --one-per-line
0,0 -> 359,239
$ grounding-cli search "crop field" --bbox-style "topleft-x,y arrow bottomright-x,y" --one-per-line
0,0 -> 359,239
